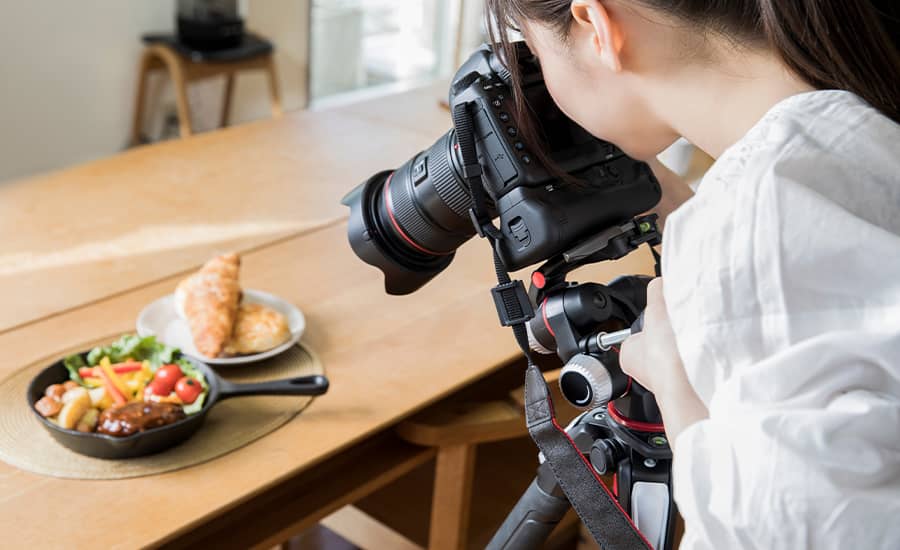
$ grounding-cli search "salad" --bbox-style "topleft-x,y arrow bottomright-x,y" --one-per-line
34,335 -> 208,436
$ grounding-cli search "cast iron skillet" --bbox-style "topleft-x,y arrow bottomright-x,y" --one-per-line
27,352 -> 329,459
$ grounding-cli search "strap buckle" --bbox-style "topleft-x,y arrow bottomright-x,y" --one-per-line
491,280 -> 534,326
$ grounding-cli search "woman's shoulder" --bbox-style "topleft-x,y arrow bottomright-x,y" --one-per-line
707,90 -> 900,236
661,92 -> 900,393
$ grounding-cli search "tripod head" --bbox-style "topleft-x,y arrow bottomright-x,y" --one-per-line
523,214 -> 663,424
486,218 -> 678,550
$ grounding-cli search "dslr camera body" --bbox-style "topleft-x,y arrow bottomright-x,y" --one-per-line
343,43 -> 661,295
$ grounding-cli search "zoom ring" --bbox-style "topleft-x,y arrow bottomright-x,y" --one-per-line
431,133 -> 473,218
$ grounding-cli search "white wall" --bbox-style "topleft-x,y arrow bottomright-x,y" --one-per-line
232,0 -> 309,124
0,0 -> 309,184
0,1 -> 175,182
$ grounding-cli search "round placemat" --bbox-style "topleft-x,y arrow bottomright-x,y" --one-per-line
0,335 -> 323,479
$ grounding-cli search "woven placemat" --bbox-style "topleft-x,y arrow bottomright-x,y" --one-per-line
0,335 -> 323,480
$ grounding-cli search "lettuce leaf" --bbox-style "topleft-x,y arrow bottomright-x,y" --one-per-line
181,391 -> 207,415
177,358 -> 209,390
83,334 -> 180,369
63,354 -> 86,384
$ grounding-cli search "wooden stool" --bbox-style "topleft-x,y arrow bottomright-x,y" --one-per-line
130,35 -> 282,145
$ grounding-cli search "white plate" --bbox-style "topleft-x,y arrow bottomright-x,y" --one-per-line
136,289 -> 305,365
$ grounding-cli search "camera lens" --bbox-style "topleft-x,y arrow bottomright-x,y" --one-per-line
342,130 -> 480,295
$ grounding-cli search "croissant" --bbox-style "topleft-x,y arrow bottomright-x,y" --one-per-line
175,253 -> 241,358
224,303 -> 291,356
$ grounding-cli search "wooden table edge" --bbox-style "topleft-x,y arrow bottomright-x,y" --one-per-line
0,217 -> 348,338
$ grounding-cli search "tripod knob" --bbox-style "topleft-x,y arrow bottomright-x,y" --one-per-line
590,438 -> 625,475
559,354 -> 614,409
526,320 -> 555,355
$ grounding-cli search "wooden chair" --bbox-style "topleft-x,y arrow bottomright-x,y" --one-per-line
320,369 -> 580,550
130,35 -> 282,145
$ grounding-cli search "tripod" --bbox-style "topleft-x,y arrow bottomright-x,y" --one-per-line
486,218 -> 677,550
487,405 -> 674,549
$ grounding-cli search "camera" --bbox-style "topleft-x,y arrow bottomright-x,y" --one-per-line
343,42 -> 674,549
342,42 -> 661,295
343,41 -> 672,547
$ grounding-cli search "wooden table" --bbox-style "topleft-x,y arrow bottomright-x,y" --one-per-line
0,84 -> 448,334
0,83 -> 656,549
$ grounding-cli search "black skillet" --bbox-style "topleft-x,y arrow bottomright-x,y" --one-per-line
27,352 -> 329,459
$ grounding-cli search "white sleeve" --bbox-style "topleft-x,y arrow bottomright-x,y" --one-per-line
673,339 -> 900,550
664,135 -> 900,549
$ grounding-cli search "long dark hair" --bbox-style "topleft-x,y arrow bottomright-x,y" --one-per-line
486,0 -> 900,130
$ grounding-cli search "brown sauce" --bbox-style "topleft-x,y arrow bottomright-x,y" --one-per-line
97,402 -> 186,437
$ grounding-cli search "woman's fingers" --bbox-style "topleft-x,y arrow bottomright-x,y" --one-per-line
620,277 -> 671,393
645,277 -> 665,318
620,331 -> 647,386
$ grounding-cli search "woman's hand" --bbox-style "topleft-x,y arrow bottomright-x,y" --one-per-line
620,278 -> 708,448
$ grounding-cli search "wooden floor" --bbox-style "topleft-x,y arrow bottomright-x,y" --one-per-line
290,526 -> 360,550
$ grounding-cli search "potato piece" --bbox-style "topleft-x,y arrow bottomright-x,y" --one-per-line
88,387 -> 107,406
57,389 -> 92,430
96,392 -> 113,411
61,387 -> 88,404
63,381 -> 79,391
76,408 -> 100,433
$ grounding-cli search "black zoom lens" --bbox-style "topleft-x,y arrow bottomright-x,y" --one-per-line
342,130 -> 479,295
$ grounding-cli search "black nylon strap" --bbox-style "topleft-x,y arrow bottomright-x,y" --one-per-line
650,244 -> 662,277
452,100 -> 650,549
452,103 -> 499,240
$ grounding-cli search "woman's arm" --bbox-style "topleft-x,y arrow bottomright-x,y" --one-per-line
619,278 -> 708,448
621,159 -> 702,445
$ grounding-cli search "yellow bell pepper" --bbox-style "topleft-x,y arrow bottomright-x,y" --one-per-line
99,358 -> 129,406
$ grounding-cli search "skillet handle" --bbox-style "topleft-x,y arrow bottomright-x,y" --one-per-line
218,375 -> 329,400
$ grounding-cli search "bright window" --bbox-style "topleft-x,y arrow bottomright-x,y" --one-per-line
309,0 -> 462,105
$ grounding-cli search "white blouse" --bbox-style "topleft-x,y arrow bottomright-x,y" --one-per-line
662,90 -> 900,549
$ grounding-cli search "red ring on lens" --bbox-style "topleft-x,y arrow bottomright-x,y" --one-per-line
383,173 -> 451,257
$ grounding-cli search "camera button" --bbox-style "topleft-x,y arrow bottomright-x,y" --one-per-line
412,157 -> 428,184
521,155 -> 532,164
492,98 -> 503,108
507,127 -> 518,137
514,141 -> 525,151
499,112 -> 510,122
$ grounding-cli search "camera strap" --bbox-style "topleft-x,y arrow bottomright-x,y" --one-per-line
453,103 -> 652,550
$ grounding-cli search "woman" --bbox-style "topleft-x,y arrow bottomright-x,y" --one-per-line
486,0 -> 900,547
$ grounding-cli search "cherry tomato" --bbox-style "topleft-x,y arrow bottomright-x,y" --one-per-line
175,376 -> 203,404
149,378 -> 172,397
152,364 -> 183,395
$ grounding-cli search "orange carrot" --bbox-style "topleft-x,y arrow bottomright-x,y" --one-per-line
98,365 -> 128,406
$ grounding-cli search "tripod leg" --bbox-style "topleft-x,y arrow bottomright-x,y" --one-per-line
619,458 -> 677,550
631,481 -> 674,550
486,463 -> 570,550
